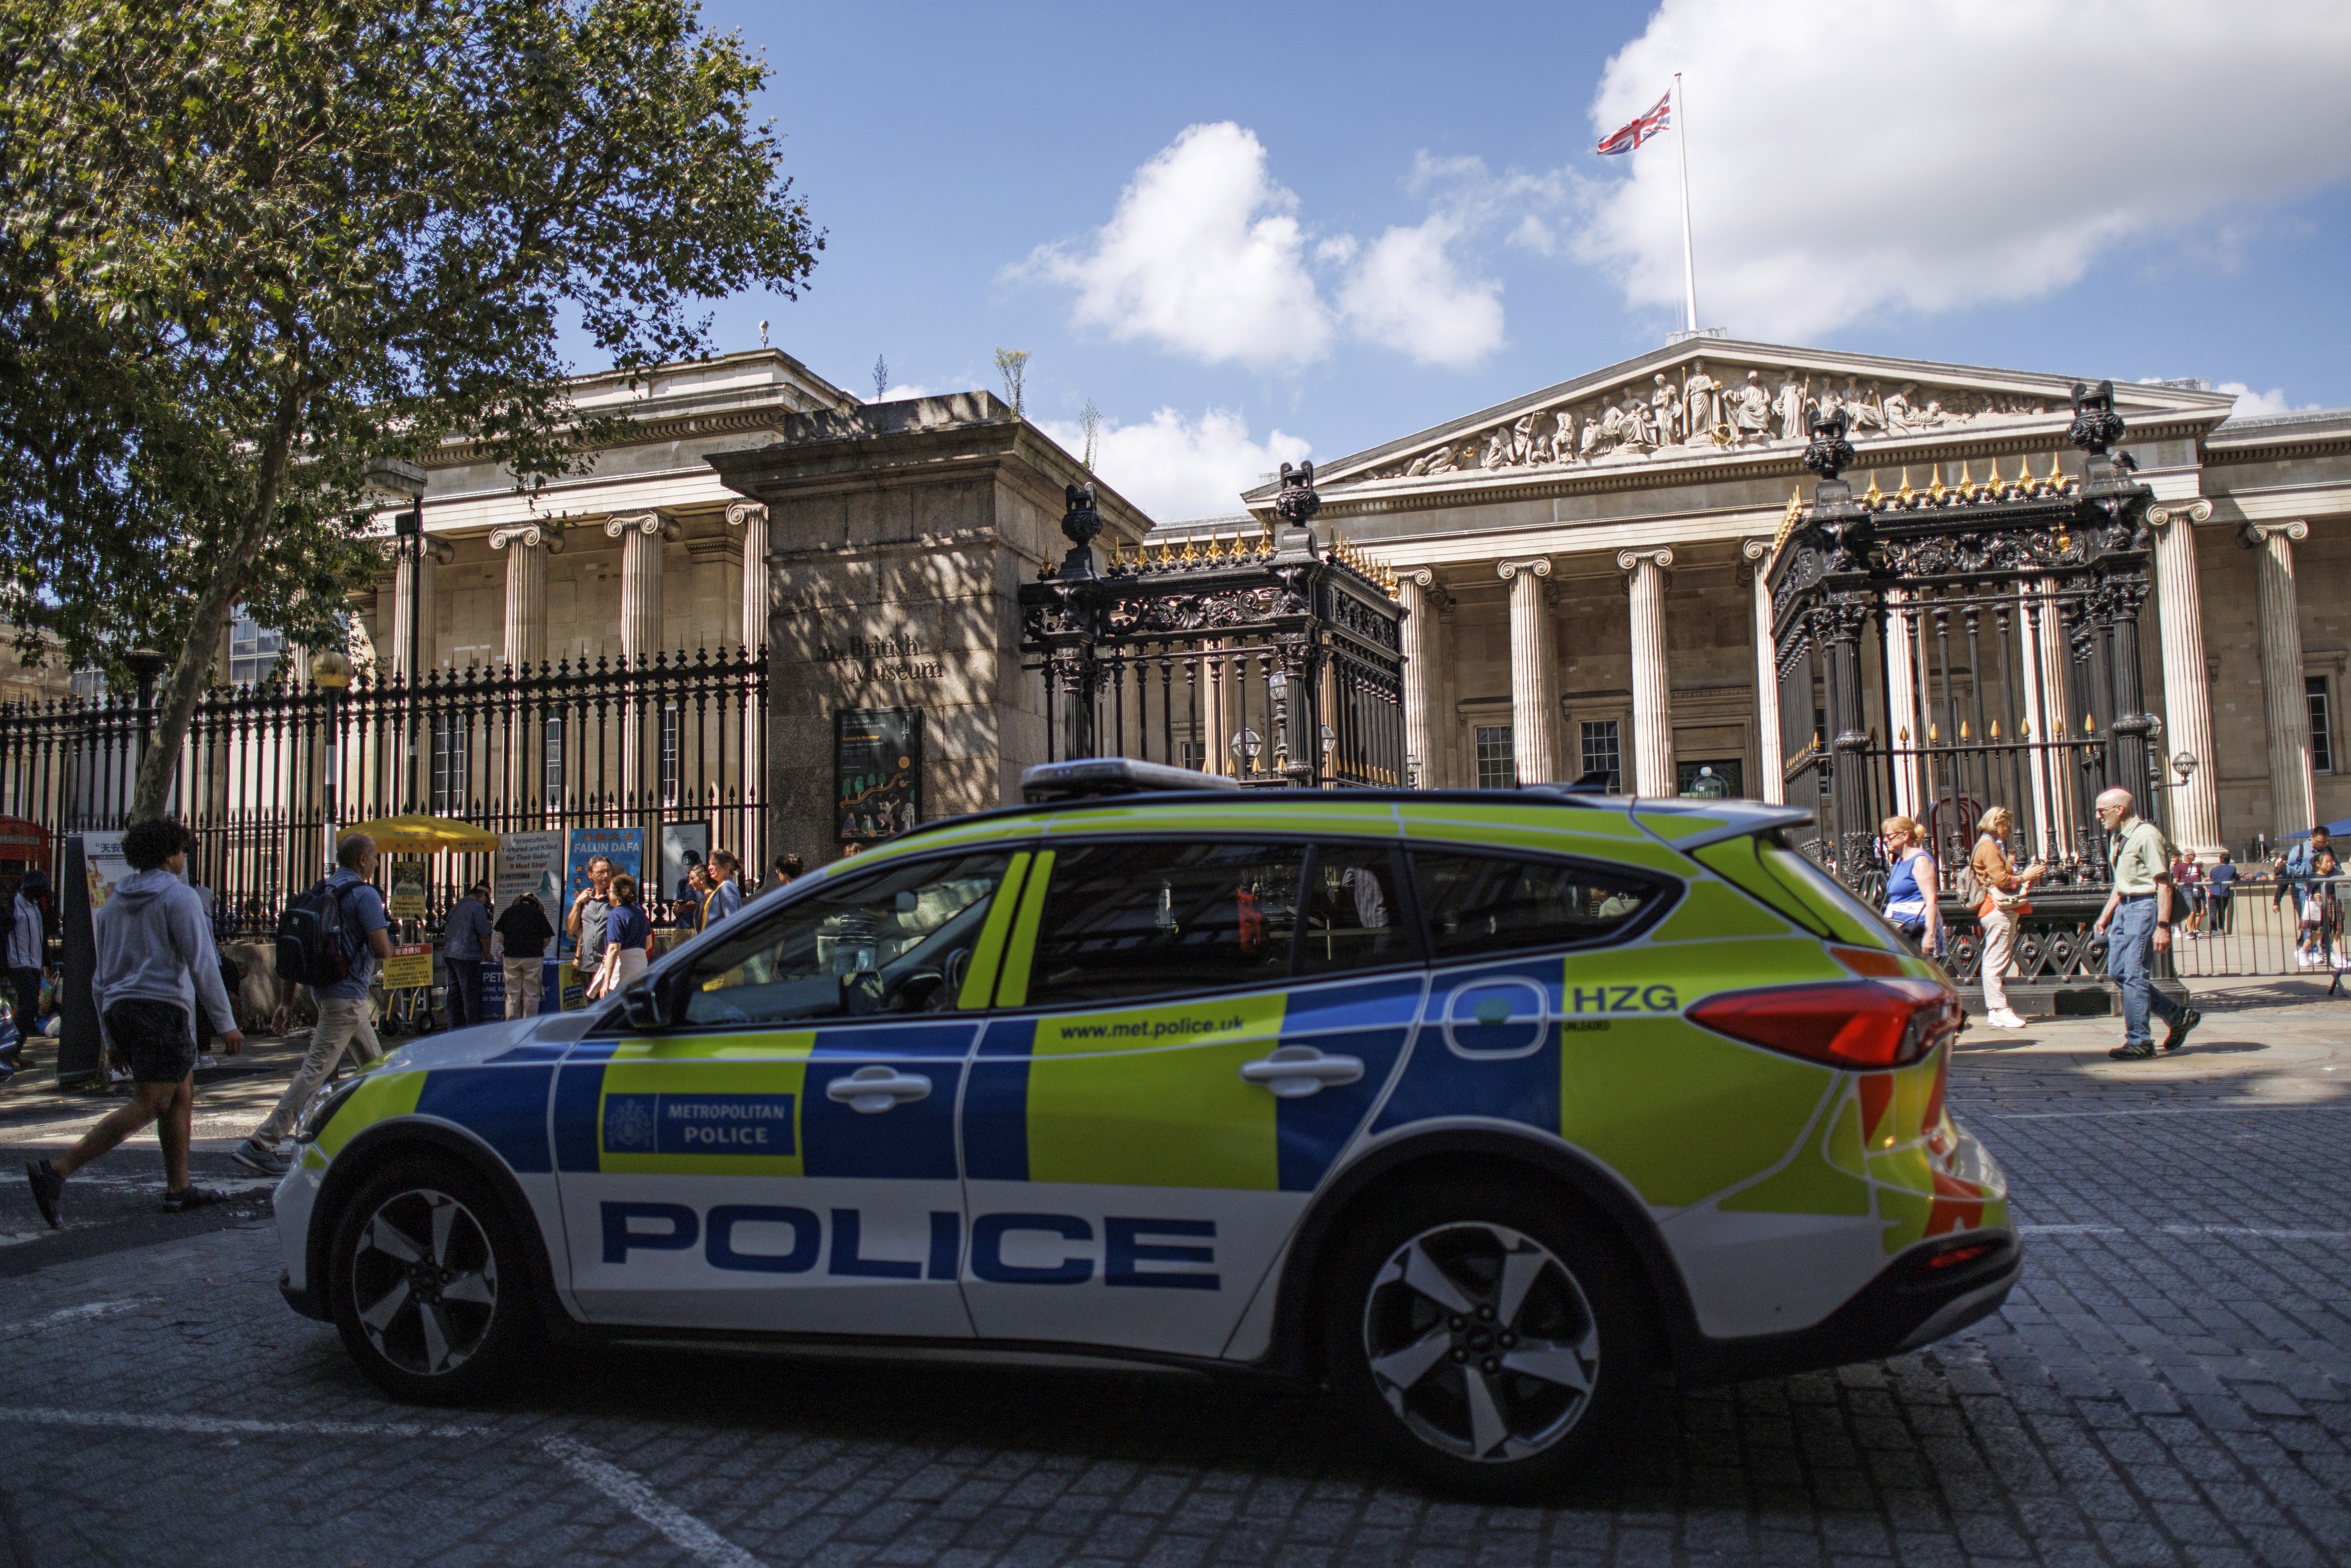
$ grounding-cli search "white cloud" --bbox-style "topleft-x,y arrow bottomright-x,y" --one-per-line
1015,123 -> 1331,371
1337,214 -> 1505,368
874,382 -> 933,402
1578,0 -> 2351,340
2216,382 -> 2322,418
1020,126 -> 1511,371
1038,407 -> 1310,522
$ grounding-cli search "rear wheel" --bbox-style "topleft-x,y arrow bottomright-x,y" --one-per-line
328,1161 -> 537,1404
1322,1180 -> 1653,1500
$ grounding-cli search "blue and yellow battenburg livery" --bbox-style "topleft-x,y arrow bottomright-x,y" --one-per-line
277,763 -> 2016,1495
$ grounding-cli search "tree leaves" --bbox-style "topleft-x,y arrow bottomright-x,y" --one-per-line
0,0 -> 822,814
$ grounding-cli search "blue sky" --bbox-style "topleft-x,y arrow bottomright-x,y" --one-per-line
673,0 -> 2351,519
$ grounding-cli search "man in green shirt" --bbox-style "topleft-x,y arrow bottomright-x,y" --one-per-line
2092,787 -> 2200,1061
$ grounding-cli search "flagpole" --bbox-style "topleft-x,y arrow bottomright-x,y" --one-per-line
1674,72 -> 1698,336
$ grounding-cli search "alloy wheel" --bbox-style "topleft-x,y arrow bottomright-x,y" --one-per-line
1360,1221 -> 1600,1462
349,1188 -> 499,1376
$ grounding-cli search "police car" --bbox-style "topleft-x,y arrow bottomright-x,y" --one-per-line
274,760 -> 2015,1498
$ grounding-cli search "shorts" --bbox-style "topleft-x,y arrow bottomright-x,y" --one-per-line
104,998 -> 195,1084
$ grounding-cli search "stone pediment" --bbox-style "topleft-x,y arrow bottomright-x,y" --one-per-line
1251,340 -> 2236,503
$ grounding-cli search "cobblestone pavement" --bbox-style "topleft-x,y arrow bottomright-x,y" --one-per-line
1,979 -> 2347,1567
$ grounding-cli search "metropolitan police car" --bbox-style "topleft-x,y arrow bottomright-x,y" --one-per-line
274,760 -> 2015,1497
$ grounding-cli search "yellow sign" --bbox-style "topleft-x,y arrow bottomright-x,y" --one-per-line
387,862 -> 427,918
381,942 -> 433,991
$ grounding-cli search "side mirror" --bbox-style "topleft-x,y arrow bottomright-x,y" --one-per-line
619,982 -> 668,1033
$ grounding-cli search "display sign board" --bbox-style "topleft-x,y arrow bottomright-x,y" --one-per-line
382,942 -> 433,991
562,827 -> 644,954
387,861 -> 428,918
836,707 -> 922,845
658,821 -> 712,906
495,830 -> 563,917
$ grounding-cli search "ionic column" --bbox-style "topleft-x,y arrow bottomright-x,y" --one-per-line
1497,558 -> 1554,785
1742,538 -> 1784,804
1617,548 -> 1676,797
1399,569 -> 1450,788
2243,519 -> 2315,840
1882,589 -> 1921,815
2017,578 -> 2075,858
488,522 -> 564,672
607,511 -> 680,665
384,540 -> 441,682
725,500 -> 769,653
2148,500 -> 2221,857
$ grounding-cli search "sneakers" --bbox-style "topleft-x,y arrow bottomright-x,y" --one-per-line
162,1185 -> 231,1212
2162,1007 -> 2202,1052
230,1137 -> 289,1177
2108,1042 -> 2156,1061
1984,1008 -> 2027,1030
24,1158 -> 61,1229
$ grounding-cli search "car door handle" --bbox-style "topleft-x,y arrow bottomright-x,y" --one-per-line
826,1065 -> 932,1114
1239,1046 -> 1365,1099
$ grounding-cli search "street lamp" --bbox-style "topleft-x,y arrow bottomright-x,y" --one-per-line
365,457 -> 429,808
311,648 -> 354,845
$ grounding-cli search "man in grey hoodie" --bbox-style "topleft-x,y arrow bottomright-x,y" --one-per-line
24,819 -> 243,1227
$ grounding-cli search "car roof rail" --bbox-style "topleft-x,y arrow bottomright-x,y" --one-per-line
1019,757 -> 1246,804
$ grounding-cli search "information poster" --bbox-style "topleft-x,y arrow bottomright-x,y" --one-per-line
658,821 -> 712,904
562,827 -> 644,954
835,708 -> 922,845
78,831 -> 131,921
495,830 -> 563,917
387,861 -> 428,918
382,942 -> 434,991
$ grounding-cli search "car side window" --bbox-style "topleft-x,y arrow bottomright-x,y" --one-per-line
677,852 -> 1010,1026
1411,849 -> 1663,961
1025,840 -> 1304,1007
1298,842 -> 1421,977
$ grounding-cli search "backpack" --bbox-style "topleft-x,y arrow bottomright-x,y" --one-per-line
276,879 -> 359,987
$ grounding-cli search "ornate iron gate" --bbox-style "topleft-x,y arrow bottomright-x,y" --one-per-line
1768,381 -> 2181,988
1021,466 -> 1409,787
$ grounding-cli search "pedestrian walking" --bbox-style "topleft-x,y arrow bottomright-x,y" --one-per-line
760,852 -> 802,898
443,881 -> 494,1030
231,832 -> 393,1175
584,874 -> 653,999
23,818 -> 245,1227
2299,850 -> 2341,969
2170,849 -> 2205,937
704,849 -> 745,927
2092,787 -> 2200,1061
2272,825 -> 2329,917
1879,816 -> 1943,959
685,861 -> 712,931
567,855 -> 614,979
6,867 -> 45,1049
2205,849 -> 2238,935
1969,806 -> 2044,1030
494,891 -> 555,1018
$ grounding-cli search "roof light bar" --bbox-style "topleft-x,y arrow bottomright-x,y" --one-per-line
1019,757 -> 1245,804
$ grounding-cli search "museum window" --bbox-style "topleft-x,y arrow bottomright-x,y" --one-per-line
228,610 -> 284,687
659,704 -> 682,806
1474,724 -> 1515,789
542,716 -> 565,802
1579,720 -> 1622,791
2311,676 -> 2336,775
70,669 -> 105,701
430,712 -> 468,814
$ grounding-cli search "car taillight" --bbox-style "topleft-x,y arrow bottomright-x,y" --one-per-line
1687,980 -> 1962,1070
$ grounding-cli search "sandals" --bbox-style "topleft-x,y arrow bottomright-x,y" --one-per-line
162,1185 -> 231,1212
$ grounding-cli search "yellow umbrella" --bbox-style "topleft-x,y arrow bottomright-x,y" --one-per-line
342,814 -> 499,855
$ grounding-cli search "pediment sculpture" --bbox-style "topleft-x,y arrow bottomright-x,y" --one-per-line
1368,360 -> 2064,483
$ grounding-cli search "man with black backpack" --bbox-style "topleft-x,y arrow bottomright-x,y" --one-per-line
232,832 -> 393,1177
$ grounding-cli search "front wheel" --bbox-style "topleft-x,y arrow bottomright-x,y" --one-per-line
328,1162 -> 537,1404
1322,1181 -> 1654,1500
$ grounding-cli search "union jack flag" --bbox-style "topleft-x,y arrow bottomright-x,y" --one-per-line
1596,91 -> 1671,156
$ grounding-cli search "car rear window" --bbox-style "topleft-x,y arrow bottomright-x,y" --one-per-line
1025,840 -> 1304,1006
1411,849 -> 1666,961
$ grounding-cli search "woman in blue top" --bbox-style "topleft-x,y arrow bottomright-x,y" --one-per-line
588,874 -> 656,999
1880,814 -> 1943,956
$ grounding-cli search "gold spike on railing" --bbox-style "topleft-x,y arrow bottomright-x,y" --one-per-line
1896,467 -> 1915,506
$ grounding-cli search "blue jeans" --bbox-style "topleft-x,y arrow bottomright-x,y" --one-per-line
2106,895 -> 2186,1047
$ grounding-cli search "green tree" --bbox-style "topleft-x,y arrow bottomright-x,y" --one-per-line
0,0 -> 823,818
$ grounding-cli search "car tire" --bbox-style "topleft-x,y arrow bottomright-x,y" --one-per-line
1321,1178 -> 1654,1501
327,1160 -> 538,1405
